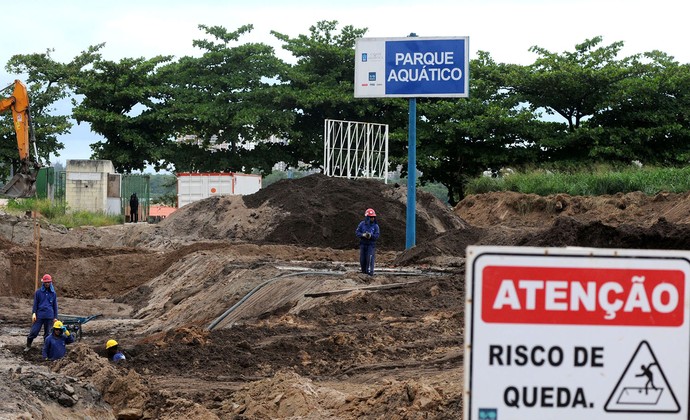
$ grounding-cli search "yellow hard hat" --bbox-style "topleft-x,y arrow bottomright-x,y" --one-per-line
106,339 -> 118,349
53,320 -> 64,329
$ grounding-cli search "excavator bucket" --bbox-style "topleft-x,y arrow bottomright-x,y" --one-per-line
0,172 -> 36,198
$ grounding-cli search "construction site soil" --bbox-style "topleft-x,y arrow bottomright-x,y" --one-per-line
2,175 -> 690,419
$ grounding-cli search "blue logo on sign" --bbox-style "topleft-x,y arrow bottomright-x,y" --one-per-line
479,408 -> 497,419
362,53 -> 368,62
368,72 -> 376,81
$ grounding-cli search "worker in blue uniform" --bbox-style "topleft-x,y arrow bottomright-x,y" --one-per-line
355,208 -> 380,275
25,274 -> 59,352
106,339 -> 127,363
42,320 -> 74,360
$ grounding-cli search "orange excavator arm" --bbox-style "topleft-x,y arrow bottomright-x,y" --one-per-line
0,80 -> 38,197
0,80 -> 30,161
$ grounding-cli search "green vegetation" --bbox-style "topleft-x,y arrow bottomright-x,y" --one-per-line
6,198 -> 67,219
5,198 -> 122,228
51,211 -> 123,228
149,174 -> 177,206
4,28 -> 690,205
465,166 -> 690,196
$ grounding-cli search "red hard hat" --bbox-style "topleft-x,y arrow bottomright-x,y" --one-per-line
41,274 -> 52,283
365,208 -> 376,217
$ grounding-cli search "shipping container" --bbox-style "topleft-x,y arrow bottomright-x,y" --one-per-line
177,172 -> 261,207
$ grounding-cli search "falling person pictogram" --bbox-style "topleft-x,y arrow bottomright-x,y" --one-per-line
635,362 -> 658,395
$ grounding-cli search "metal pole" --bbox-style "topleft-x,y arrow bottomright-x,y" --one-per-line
33,211 -> 40,291
384,124 -> 389,184
324,120 -> 328,176
406,98 -> 417,249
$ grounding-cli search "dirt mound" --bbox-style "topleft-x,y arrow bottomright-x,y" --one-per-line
221,369 -> 456,419
0,241 -> 233,299
456,190 -> 690,228
394,223 -> 539,266
127,276 -> 461,378
160,174 -> 465,251
397,214 -> 690,265
391,190 -> 690,266
52,344 -> 151,418
518,216 -> 690,249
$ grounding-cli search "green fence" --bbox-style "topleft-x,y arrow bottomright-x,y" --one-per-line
121,174 -> 150,223
39,169 -> 149,222
53,170 -> 66,205
35,167 -> 55,200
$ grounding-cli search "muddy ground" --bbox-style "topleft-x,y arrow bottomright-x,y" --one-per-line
2,176 -> 690,419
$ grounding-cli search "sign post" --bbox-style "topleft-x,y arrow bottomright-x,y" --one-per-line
354,36 -> 469,249
464,246 -> 690,420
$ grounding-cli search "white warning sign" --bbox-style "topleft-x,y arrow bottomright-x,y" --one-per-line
464,246 -> 690,420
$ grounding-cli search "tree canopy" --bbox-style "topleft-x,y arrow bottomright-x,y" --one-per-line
1,47 -> 100,178
3,27 -> 690,201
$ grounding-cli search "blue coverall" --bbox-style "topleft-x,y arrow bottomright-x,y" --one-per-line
27,284 -> 58,345
43,330 -> 75,360
356,217 -> 380,275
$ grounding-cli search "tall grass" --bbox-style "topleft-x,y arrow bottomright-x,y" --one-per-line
465,166 -> 690,196
51,211 -> 123,228
4,198 -> 122,228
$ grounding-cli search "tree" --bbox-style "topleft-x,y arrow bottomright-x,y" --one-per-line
508,37 -> 638,164
415,51 -> 546,204
159,24 -> 291,174
589,51 -> 690,165
1,47 -> 100,178
272,20 -> 407,169
69,53 -> 174,172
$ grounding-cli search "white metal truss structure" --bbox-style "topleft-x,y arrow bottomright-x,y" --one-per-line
323,119 -> 389,183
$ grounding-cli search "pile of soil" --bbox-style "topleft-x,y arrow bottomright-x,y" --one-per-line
398,191 -> 690,265
160,174 -> 465,251
455,190 -> 690,228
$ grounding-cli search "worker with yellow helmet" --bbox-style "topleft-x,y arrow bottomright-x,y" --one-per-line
106,339 -> 126,363
42,320 -> 74,361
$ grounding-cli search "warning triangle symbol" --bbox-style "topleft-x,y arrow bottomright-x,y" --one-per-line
605,340 -> 680,413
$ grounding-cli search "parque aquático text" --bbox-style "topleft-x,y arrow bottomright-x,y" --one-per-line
490,345 -> 601,409
387,51 -> 463,83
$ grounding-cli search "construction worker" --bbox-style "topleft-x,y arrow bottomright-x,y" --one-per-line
106,339 -> 126,363
42,320 -> 74,361
25,274 -> 59,352
355,208 -> 380,275
129,192 -> 139,223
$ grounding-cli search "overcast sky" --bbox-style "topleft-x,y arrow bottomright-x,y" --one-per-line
1,0 -> 687,168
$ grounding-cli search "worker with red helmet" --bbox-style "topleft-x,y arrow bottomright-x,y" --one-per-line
356,208 -> 380,275
25,274 -> 59,352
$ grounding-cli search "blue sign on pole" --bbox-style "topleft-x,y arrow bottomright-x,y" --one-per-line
385,39 -> 468,96
354,36 -> 470,249
355,37 -> 469,98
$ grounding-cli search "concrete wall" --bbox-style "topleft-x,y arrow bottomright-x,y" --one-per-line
65,160 -> 115,214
